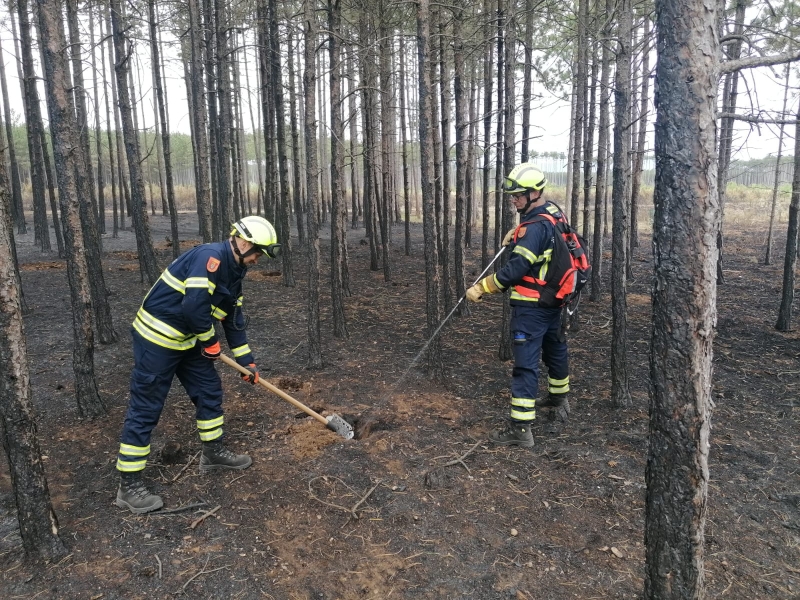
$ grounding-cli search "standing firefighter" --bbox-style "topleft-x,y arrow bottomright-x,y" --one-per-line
115,216 -> 282,514
467,163 -> 579,447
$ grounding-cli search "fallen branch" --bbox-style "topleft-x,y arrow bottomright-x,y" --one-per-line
438,440 -> 483,473
190,505 -> 221,530
171,451 -> 201,483
155,554 -> 162,579
350,479 -> 383,519
153,502 -> 207,516
180,555 -> 232,592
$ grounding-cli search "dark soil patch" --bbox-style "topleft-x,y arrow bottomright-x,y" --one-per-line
0,214 -> 798,599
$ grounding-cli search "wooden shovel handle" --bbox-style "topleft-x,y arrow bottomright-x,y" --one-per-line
219,354 -> 328,426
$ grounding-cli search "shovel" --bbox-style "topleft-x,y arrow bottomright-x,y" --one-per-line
219,354 -> 354,440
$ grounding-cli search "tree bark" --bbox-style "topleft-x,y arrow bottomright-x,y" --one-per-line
481,0 -> 493,269
764,64 -> 791,266
16,0 -> 51,253
0,141 -> 66,560
286,28 -> 305,242
569,0 -> 588,226
148,0 -> 179,259
417,0 -> 443,378
36,0 -> 106,418
398,35 -> 411,256
590,0 -> 612,302
0,35 -> 25,234
775,97 -> 800,332
110,0 -> 160,285
328,0 -> 349,337
453,6 -> 467,317
499,1 -> 515,362
187,0 -> 213,241
88,6 -> 106,235
269,0 -> 295,287
645,0 -> 719,596
438,16 -> 451,311
304,0 -> 322,368
630,16 -> 651,254
610,0 -> 632,408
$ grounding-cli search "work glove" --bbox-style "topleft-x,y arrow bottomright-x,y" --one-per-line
200,340 -> 221,360
466,284 -> 484,303
241,363 -> 259,385
502,228 -> 516,247
466,275 -> 505,303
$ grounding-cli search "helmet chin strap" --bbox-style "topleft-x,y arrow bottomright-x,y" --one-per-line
231,237 -> 260,266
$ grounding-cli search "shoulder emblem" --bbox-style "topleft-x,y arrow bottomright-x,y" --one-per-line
516,226 -> 527,239
206,257 -> 221,272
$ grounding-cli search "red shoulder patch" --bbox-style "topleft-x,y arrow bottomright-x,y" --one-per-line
516,226 -> 527,239
206,257 -> 221,272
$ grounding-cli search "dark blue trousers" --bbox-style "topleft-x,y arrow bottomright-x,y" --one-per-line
117,331 -> 224,472
509,305 -> 569,422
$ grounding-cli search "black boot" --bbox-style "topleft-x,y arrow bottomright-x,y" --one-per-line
199,440 -> 252,473
488,421 -> 534,448
116,472 -> 163,514
544,395 -> 570,434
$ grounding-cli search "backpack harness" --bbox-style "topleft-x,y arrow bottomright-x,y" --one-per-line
511,209 -> 592,309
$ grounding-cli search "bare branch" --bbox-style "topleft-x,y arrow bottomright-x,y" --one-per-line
718,112 -> 799,125
720,48 -> 800,75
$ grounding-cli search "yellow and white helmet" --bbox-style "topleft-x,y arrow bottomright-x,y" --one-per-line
230,216 -> 281,258
502,163 -> 547,194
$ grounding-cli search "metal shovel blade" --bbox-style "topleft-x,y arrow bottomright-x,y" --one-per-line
326,415 -> 354,439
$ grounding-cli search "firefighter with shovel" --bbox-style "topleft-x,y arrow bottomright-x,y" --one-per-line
115,216 -> 281,514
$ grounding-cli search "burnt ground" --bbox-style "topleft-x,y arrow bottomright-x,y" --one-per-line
0,213 -> 798,600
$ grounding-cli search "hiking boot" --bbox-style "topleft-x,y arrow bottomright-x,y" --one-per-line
545,397 -> 571,434
116,472 -> 163,514
489,421 -> 535,448
537,393 -> 570,410
199,440 -> 252,473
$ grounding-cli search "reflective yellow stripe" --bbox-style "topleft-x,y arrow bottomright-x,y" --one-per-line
198,416 -> 224,430
199,428 -> 223,442
133,319 -> 197,351
231,344 -> 251,358
510,409 -> 536,421
511,397 -> 537,408
549,383 -> 570,394
137,307 -> 191,341
196,326 -> 215,342
513,245 -> 538,264
548,376 -> 569,386
510,289 -> 539,302
186,277 -> 213,294
116,458 -> 147,472
236,296 -> 243,307
119,443 -> 150,457
211,305 -> 227,320
161,269 -> 186,294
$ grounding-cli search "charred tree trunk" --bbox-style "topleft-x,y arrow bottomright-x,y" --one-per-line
775,98 -> 800,332
590,0 -> 612,302
0,141 -> 65,560
88,7 -> 106,235
269,0 -> 295,286
16,0 -> 51,253
328,0 -> 348,337
453,6 -> 468,316
303,0 -> 322,368
148,0 -> 178,258
110,0 -> 159,285
481,0 -> 493,268
0,35 -> 25,234
37,0 -> 106,418
765,64 -> 791,266
417,0 -> 443,378
286,28 -> 305,242
610,0 -> 632,408
439,16 -> 451,312
630,16 -> 651,255
188,0 -> 213,240
645,0 -> 719,596
569,0 -> 588,225
214,0 -> 232,236
499,1 -> 515,362
399,35 -> 411,256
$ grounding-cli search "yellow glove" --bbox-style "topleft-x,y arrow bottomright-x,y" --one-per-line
502,228 -> 516,247
466,284 -> 484,302
466,275 -> 505,302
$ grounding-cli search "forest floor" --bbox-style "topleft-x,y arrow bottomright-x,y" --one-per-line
0,212 -> 798,600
